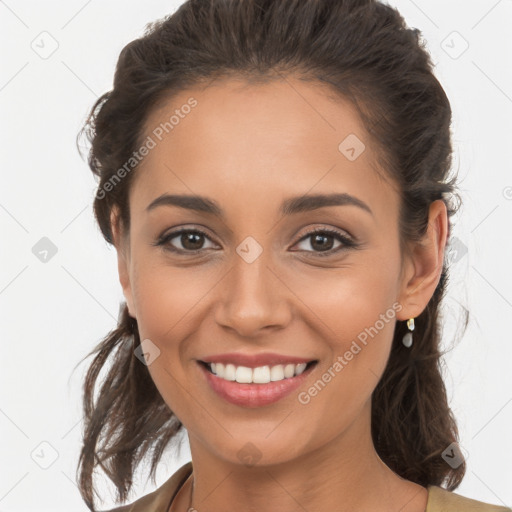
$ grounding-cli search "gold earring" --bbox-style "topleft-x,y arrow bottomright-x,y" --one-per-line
402,317 -> 415,348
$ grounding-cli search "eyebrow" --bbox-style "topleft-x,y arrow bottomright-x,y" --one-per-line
145,192 -> 373,217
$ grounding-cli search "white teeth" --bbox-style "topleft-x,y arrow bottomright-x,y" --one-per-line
235,365 -> 253,383
253,365 -> 271,384
224,363 -> 236,381
208,361 -> 312,383
270,364 -> 284,381
295,362 -> 307,375
283,363 -> 296,378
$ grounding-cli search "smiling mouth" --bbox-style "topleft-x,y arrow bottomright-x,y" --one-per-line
198,360 -> 318,384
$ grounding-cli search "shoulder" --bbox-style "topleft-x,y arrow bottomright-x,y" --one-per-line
427,485 -> 511,512
101,461 -> 193,512
101,506 -> 131,512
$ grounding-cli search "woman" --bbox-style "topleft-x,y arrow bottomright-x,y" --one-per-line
76,0 -> 510,511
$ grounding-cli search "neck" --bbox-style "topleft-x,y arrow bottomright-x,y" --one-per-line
178,402 -> 428,512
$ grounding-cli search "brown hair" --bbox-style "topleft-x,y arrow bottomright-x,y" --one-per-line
76,0 -> 467,509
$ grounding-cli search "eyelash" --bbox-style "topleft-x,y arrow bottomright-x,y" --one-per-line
153,226 -> 357,258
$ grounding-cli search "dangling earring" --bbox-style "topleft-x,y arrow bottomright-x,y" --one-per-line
402,317 -> 415,348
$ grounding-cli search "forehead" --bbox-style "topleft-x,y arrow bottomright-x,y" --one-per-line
129,76 -> 397,224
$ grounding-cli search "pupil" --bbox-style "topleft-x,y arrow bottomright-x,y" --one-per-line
312,234 -> 333,251
179,233 -> 334,252
183,233 -> 203,250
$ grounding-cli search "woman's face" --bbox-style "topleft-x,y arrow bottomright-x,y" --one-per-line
113,77 -> 440,467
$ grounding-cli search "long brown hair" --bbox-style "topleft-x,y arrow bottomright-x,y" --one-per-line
76,0 -> 467,509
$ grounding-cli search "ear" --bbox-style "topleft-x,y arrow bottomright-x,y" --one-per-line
110,207 -> 136,319
396,199 -> 448,321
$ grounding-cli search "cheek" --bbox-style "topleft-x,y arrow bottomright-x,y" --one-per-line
299,255 -> 401,396
130,258 -> 216,341
304,256 -> 400,340
128,261 -> 212,417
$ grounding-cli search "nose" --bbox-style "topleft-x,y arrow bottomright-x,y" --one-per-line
214,251 -> 292,338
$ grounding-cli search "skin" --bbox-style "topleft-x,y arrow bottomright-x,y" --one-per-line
111,76 -> 448,512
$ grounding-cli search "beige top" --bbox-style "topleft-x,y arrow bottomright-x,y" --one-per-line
104,461 -> 511,512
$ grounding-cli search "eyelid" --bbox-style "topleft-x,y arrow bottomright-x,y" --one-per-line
154,224 -> 357,256
295,225 -> 353,242
291,226 -> 356,256
154,226 -> 218,253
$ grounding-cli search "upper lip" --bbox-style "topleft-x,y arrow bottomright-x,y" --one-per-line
199,352 -> 317,368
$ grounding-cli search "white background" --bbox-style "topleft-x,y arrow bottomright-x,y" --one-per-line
1,0 -> 511,510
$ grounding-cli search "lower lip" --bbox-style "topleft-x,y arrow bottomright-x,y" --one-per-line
198,362 -> 316,408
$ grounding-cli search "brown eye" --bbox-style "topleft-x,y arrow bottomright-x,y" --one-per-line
309,233 -> 336,251
178,231 -> 206,251
155,228 -> 217,254
293,228 -> 356,257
